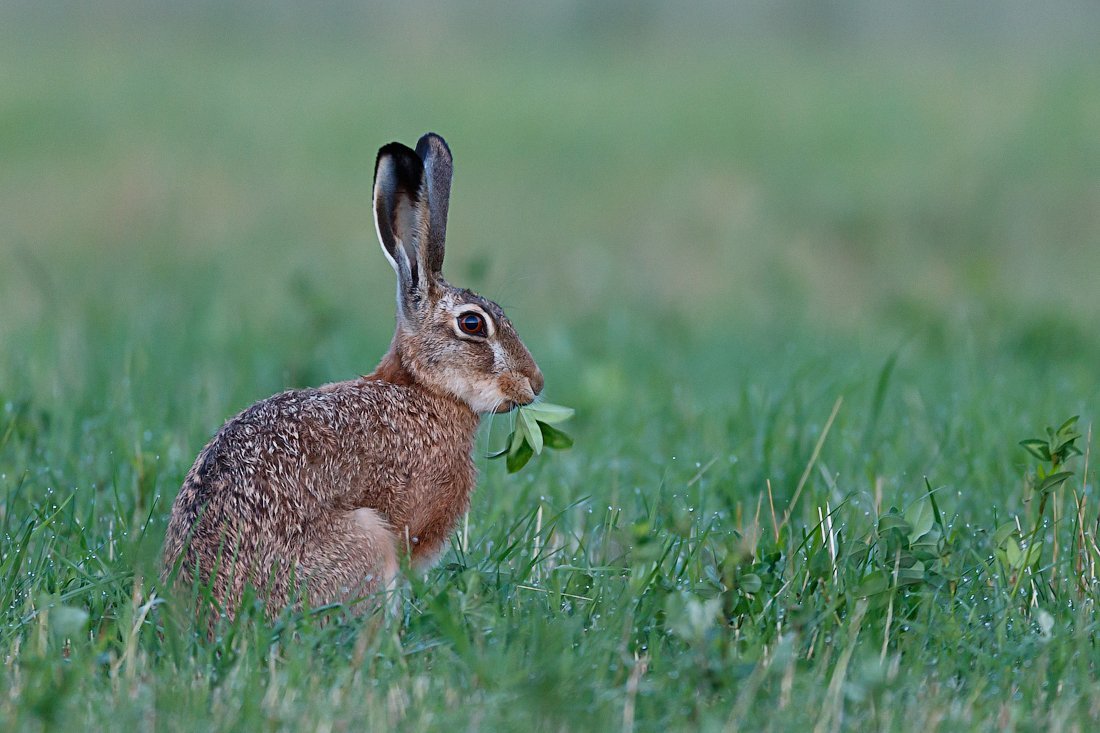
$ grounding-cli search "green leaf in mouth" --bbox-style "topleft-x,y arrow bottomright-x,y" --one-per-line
488,401 -> 575,472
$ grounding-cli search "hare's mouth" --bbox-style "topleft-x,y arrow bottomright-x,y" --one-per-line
495,393 -> 537,413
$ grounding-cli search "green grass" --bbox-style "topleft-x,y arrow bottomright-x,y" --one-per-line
2,9 -> 1100,731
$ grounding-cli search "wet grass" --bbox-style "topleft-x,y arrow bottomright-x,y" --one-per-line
2,11 -> 1100,732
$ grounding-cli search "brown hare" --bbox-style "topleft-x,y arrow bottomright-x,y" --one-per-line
162,133 -> 543,619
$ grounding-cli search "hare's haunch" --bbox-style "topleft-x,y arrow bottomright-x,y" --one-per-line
162,133 -> 543,618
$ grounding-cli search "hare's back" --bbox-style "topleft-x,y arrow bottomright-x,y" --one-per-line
166,387 -> 348,542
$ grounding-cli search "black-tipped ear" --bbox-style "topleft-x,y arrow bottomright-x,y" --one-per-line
373,142 -> 426,313
414,133 -> 453,281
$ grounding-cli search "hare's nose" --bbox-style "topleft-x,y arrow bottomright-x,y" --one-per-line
529,368 -> 544,396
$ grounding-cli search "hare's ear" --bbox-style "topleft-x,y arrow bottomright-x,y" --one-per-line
414,132 -> 453,284
373,142 -> 428,319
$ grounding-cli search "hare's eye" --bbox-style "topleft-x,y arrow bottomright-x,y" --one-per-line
458,312 -> 487,337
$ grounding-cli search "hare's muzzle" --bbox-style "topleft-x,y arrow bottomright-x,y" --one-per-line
494,368 -> 543,413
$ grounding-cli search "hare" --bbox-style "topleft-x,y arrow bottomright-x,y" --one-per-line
161,133 -> 543,619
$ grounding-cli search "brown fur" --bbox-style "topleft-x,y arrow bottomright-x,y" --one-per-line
161,133 -> 542,618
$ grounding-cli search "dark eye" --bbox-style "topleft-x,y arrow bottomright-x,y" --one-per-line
457,312 -> 487,337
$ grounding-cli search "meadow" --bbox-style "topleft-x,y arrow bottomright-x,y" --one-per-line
2,7 -> 1100,731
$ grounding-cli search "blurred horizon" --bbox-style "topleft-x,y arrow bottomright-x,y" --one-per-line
5,1 -> 1100,49
2,1 -> 1099,413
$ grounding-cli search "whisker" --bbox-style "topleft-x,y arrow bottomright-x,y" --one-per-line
483,398 -> 506,456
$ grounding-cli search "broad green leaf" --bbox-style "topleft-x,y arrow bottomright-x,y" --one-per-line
993,521 -> 1018,548
520,409 -> 543,454
520,402 -> 575,424
539,422 -> 574,450
911,528 -> 942,561
506,440 -> 534,473
904,497 -> 935,543
1057,415 -> 1080,433
856,571 -> 890,597
877,513 -> 911,537
911,526 -> 941,547
1038,471 -> 1075,494
1005,539 -> 1042,570
1019,439 -> 1051,462
895,561 -> 926,586
1051,434 -> 1081,456
738,573 -> 763,594
510,419 -> 527,454
489,422 -> 528,459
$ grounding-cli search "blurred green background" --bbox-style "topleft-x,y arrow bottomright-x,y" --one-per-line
4,4 -> 1098,382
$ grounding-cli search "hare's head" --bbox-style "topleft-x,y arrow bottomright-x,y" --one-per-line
372,133 -> 543,414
